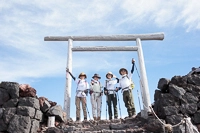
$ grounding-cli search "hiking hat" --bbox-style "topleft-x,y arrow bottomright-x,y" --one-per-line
92,73 -> 101,79
78,72 -> 87,78
119,68 -> 128,75
106,72 -> 113,79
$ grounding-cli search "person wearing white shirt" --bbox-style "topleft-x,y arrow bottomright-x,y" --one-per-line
66,69 -> 89,122
117,59 -> 136,118
90,73 -> 102,121
104,72 -> 118,120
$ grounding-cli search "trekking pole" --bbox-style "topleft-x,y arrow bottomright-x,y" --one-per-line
106,96 -> 108,120
137,90 -> 142,112
116,89 -> 122,119
85,103 -> 91,120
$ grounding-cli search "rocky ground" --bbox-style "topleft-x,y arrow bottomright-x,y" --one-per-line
0,69 -> 200,133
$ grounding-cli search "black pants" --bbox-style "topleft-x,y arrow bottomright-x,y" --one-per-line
107,94 -> 118,119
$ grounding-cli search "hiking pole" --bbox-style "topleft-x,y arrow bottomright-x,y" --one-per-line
106,96 -> 108,120
116,89 -> 122,119
85,103 -> 91,120
137,90 -> 142,112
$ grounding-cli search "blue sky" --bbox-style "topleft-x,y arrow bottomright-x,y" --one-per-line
0,0 -> 200,120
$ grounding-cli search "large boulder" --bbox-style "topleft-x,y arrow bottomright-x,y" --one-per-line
3,98 -> 18,108
30,119 -> 40,133
17,106 -> 35,118
18,97 -> 40,110
0,88 -> 10,106
162,106 -> 179,116
7,115 -> 31,133
19,84 -> 36,97
165,114 -> 184,125
180,103 -> 197,115
157,78 -> 170,93
168,83 -> 186,99
181,92 -> 198,104
3,107 -> 16,124
0,119 -> 7,132
187,74 -> 200,86
0,82 -> 19,99
39,97 -> 51,112
193,110 -> 200,124
170,76 -> 187,87
144,118 -> 165,133
47,105 -> 64,122
34,109 -> 43,121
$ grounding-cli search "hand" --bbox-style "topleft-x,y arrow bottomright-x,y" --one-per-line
104,91 -> 108,95
132,58 -> 135,64
66,68 -> 69,72
115,88 -> 119,92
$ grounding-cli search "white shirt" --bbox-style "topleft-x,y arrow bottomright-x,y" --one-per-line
75,79 -> 89,97
105,79 -> 117,94
119,73 -> 132,93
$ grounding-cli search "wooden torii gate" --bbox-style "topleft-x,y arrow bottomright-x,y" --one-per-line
44,32 -> 164,119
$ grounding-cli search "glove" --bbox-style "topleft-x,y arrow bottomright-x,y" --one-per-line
84,90 -> 88,96
89,90 -> 93,95
115,87 -> 119,92
104,87 -> 108,95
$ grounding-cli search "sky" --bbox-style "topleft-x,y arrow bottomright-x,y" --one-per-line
0,0 -> 200,120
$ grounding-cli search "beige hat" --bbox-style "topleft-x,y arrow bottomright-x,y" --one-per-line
78,72 -> 87,78
119,68 -> 128,75
106,72 -> 113,79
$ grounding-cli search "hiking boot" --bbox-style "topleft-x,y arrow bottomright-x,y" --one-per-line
109,117 -> 112,120
84,117 -> 87,121
93,117 -> 97,121
114,116 -> 118,119
97,117 -> 100,121
76,117 -> 80,122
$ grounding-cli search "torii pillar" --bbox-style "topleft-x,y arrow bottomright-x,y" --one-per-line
44,32 -> 164,119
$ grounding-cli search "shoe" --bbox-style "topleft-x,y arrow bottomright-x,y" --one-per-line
109,117 -> 112,120
114,116 -> 118,119
84,117 -> 87,121
93,117 -> 97,121
97,117 -> 100,121
76,117 -> 80,122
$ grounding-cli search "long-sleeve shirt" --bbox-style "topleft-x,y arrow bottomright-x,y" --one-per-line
75,79 -> 89,97
119,73 -> 132,93
105,79 -> 117,94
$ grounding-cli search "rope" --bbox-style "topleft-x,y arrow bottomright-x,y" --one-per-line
149,105 -> 185,132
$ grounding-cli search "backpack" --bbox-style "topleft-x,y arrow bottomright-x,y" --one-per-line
126,75 -> 135,89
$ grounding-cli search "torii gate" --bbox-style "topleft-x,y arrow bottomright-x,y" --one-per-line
44,32 -> 164,119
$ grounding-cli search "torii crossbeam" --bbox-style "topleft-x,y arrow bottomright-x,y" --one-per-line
44,32 -> 164,119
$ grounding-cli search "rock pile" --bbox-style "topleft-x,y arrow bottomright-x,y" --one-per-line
154,72 -> 200,132
1,69 -> 200,133
0,82 -> 65,133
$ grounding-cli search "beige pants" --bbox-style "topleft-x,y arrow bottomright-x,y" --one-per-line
75,96 -> 87,119
90,93 -> 102,118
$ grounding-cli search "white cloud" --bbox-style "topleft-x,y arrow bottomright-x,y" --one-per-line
0,0 -> 200,83
120,0 -> 200,30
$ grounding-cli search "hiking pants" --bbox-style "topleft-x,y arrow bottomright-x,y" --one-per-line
107,94 -> 118,119
75,96 -> 87,120
90,93 -> 102,118
123,89 -> 136,116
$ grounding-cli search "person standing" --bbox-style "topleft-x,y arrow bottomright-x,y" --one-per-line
90,73 -> 102,121
104,72 -> 118,120
66,68 -> 89,122
117,59 -> 136,118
